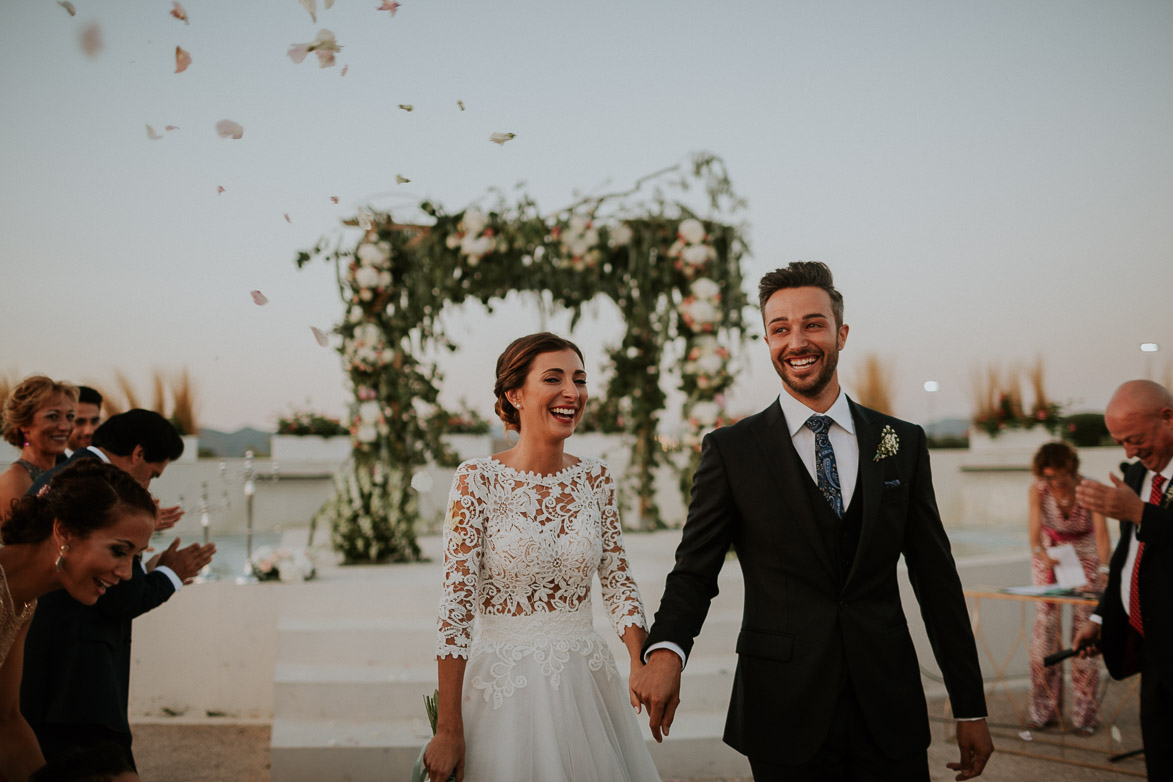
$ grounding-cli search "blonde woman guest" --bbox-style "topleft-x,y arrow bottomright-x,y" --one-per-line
424,333 -> 659,782
0,377 -> 77,525
1027,442 -> 1110,733
0,460 -> 155,782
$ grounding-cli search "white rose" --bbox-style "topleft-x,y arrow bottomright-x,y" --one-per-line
358,288 -> 373,301
354,265 -> 380,289
356,243 -> 386,267
679,218 -> 705,244
609,223 -> 633,247
692,335 -> 719,354
356,423 -> 378,443
378,271 -> 392,287
355,323 -> 381,345
568,214 -> 590,234
358,401 -> 381,423
445,233 -> 461,250
696,352 -> 724,374
682,243 -> 712,266
567,237 -> 591,258
347,305 -> 363,324
667,239 -> 684,258
690,401 -> 720,426
691,277 -> 721,300
462,208 -> 487,236
684,298 -> 719,324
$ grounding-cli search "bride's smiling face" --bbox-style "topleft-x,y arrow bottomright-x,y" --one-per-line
508,350 -> 587,442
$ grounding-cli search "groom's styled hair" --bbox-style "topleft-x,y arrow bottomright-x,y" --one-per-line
758,261 -> 844,327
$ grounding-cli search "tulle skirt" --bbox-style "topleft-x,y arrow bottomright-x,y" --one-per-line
461,611 -> 660,782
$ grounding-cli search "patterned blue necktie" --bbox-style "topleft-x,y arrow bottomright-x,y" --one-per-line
805,415 -> 843,518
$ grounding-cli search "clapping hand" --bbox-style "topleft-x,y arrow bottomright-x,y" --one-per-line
147,538 -> 216,583
154,497 -> 185,532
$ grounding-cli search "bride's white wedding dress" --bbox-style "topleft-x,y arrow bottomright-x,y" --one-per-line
436,457 -> 660,782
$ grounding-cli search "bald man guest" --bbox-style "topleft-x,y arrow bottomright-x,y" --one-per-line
1074,380 -> 1173,780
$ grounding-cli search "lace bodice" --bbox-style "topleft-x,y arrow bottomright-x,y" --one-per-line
0,563 -> 36,670
435,457 -> 647,660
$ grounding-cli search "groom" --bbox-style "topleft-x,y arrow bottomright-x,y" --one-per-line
631,262 -> 992,780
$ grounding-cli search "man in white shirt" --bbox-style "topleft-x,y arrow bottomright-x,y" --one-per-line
631,262 -> 992,781
1075,380 -> 1173,780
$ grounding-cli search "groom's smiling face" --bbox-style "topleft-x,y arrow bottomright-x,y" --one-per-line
763,286 -> 848,404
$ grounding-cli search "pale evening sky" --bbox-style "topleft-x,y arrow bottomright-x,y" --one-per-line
1,0 -> 1169,431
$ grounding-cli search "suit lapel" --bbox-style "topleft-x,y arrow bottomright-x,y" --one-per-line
751,402 -> 836,580
846,400 -> 883,588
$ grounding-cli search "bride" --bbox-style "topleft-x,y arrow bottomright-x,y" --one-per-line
424,333 -> 660,782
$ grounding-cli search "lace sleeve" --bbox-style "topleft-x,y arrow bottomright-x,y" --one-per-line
595,462 -> 648,637
435,462 -> 486,659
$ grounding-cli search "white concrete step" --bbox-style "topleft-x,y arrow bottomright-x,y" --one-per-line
269,710 -> 750,782
273,653 -> 737,722
276,614 -> 741,666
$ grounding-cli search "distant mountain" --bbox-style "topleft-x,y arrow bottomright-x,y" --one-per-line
925,417 -> 970,438
197,427 -> 272,458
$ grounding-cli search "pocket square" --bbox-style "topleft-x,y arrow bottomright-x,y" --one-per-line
883,479 -> 902,489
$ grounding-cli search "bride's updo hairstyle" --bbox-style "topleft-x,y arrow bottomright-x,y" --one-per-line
1,460 -> 156,546
494,332 -> 584,432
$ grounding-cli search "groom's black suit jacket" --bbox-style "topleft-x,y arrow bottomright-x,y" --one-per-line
645,399 -> 986,762
20,448 -> 177,740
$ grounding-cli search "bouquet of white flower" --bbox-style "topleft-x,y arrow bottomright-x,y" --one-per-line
248,546 -> 317,582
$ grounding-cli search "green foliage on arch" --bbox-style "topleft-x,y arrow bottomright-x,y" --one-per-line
296,153 -> 750,563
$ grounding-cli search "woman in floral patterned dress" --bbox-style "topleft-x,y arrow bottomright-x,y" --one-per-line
1027,442 -> 1110,733
423,333 -> 659,782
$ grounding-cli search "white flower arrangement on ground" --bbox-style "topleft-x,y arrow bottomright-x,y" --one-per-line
250,546 -> 318,582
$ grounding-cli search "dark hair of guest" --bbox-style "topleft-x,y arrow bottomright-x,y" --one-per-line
2,459 -> 157,546
493,333 -> 584,432
757,261 -> 844,327
92,408 -> 184,463
1032,441 -> 1080,478
77,385 -> 103,407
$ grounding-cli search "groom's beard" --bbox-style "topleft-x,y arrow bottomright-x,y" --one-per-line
772,347 -> 839,400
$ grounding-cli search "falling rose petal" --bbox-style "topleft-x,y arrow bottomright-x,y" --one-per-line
315,49 -> 336,68
299,0 -> 317,23
58,1 -> 76,17
170,1 -> 190,24
330,196 -> 339,204
284,213 -> 292,224
289,30 -> 340,68
397,104 -> 413,112
395,174 -> 410,184
215,119 -> 244,139
457,100 -> 464,111
357,206 -> 374,231
286,44 -> 309,64
489,132 -> 515,145
146,124 -> 163,140
165,125 -> 179,131
378,1 -> 401,15
325,0 -> 335,8
311,326 -> 330,347
250,290 -> 269,306
340,64 -> 348,76
217,185 -> 226,195
175,46 -> 192,73
80,23 -> 102,57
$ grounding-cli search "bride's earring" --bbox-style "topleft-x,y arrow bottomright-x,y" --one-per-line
55,544 -> 69,572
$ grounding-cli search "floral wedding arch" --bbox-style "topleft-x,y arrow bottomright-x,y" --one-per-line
296,153 -> 750,563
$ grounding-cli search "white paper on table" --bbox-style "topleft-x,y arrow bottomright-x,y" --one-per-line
1048,544 -> 1087,588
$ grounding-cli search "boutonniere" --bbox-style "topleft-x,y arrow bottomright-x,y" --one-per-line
874,425 -> 899,462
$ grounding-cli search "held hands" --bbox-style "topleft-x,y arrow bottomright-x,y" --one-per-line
946,719 -> 993,781
146,538 -> 216,583
1075,475 -> 1144,523
628,649 -> 682,743
422,729 -> 464,782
